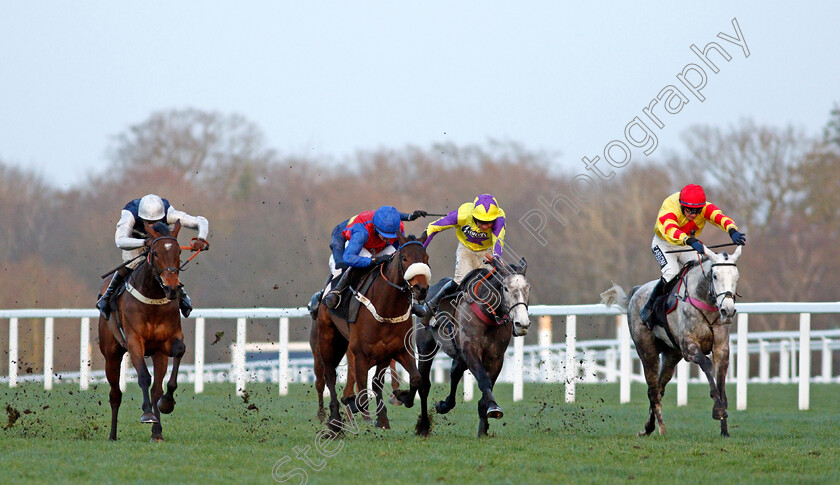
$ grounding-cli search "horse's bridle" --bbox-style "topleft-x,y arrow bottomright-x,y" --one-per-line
708,261 -> 738,305
378,240 -> 426,293
146,235 -> 181,289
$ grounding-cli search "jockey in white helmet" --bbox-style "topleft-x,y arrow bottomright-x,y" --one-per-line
96,194 -> 210,320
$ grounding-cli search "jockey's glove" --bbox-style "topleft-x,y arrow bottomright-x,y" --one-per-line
370,255 -> 390,266
408,210 -> 428,221
685,237 -> 705,254
728,228 -> 746,245
191,238 -> 210,251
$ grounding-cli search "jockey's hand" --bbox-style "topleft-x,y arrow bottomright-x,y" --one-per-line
191,238 -> 210,251
685,237 -> 705,254
408,210 -> 428,221
143,238 -> 153,248
728,228 -> 746,245
370,255 -> 390,266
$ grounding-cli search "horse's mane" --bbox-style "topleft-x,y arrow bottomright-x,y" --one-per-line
149,221 -> 172,236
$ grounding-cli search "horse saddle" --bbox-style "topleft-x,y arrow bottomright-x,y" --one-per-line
329,267 -> 377,324
651,261 -> 698,326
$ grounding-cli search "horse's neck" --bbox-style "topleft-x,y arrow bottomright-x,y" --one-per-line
130,262 -> 164,297
685,263 -> 712,301
371,261 -> 408,304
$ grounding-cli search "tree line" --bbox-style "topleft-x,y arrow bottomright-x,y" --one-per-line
1,105 -> 838,372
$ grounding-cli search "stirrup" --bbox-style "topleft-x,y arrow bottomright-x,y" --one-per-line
323,291 -> 341,309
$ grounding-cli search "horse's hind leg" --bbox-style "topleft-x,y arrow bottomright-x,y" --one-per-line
435,359 -> 467,414
158,337 -> 185,415
392,350 -> 421,409
342,351 -> 363,417
654,349 -> 682,436
103,344 -> 126,441
637,350 -> 663,436
150,353 -> 169,442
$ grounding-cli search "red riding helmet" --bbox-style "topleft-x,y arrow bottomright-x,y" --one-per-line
679,184 -> 706,208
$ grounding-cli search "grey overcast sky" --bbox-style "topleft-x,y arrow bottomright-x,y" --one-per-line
1,2 -> 838,189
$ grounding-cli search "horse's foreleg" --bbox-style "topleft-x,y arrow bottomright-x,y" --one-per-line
371,362 -> 390,429
684,342 -> 726,422
713,332 -> 731,437
392,351 -> 421,408
150,353 -> 168,442
436,359 -> 467,415
415,326 -> 439,437
127,340 -> 157,424
342,351 -> 360,415
158,338 -> 185,415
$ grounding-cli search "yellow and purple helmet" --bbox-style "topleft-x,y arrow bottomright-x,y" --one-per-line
472,194 -> 501,223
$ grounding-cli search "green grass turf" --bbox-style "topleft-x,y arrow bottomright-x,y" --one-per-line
1,381 -> 839,484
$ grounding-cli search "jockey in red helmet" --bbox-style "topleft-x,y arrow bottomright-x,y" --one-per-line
640,184 -> 746,326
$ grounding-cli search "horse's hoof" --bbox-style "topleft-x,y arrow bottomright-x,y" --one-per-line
376,419 -> 391,429
434,401 -> 450,414
317,409 -> 326,423
341,395 -> 360,414
389,394 -> 403,406
151,435 -> 164,443
713,408 -> 728,420
393,390 -> 415,408
140,413 -> 159,424
486,404 -> 503,419
157,396 -> 175,414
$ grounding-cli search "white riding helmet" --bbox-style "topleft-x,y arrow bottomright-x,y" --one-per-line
138,194 -> 166,221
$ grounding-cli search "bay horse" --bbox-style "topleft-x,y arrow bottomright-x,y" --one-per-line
312,234 -> 431,432
98,221 -> 189,442
600,245 -> 742,437
414,257 -> 530,437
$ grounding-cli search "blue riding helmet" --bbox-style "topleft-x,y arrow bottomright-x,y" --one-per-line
373,206 -> 401,239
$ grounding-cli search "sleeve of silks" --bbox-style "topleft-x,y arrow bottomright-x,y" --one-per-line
423,209 -> 458,248
167,207 -> 210,240
115,210 -> 146,250
492,216 -> 506,256
702,203 -> 738,232
342,227 -> 373,268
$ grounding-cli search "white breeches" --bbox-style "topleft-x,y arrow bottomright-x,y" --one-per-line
454,243 -> 492,284
651,235 -> 702,282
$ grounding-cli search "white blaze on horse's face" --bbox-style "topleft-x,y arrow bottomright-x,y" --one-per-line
503,274 -> 531,336
707,246 -> 742,323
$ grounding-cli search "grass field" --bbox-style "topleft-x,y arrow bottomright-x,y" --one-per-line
1,381 -> 839,484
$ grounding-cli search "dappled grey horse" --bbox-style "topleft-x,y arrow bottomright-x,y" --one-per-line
601,246 -> 742,437
414,257 -> 531,438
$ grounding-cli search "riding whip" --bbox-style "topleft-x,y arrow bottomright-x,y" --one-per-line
100,249 -> 149,279
665,241 -> 743,254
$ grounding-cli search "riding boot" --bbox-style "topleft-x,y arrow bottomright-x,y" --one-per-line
97,271 -> 126,320
413,279 -> 459,318
179,287 -> 193,318
309,290 -> 323,319
640,277 -> 666,329
323,268 -> 352,309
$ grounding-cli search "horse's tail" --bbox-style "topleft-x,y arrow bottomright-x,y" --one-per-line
600,282 -> 629,312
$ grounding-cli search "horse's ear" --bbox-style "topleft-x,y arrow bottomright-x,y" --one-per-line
518,257 -> 527,275
144,220 -> 159,238
397,232 -> 407,246
704,246 -> 723,263
418,231 -> 428,244
172,220 -> 181,238
730,245 -> 742,262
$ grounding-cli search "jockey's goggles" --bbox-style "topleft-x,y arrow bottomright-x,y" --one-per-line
683,207 -> 702,215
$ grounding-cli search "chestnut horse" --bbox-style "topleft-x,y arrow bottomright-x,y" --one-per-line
98,221 -> 189,442
312,234 -> 430,432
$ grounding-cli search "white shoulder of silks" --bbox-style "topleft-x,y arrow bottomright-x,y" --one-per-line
404,262 -> 431,282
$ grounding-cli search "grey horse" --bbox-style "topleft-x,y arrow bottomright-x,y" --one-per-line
601,246 -> 742,437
